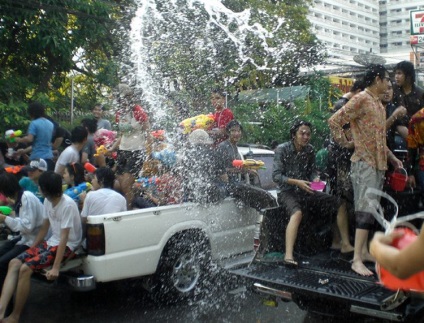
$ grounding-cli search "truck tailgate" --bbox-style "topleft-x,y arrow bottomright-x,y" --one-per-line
232,262 -> 396,307
230,251 -> 410,320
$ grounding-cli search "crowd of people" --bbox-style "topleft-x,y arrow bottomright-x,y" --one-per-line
1,61 -> 424,319
0,85 -> 279,322
272,61 -> 424,279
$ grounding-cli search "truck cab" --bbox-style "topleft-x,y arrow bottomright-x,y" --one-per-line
49,145 -> 278,303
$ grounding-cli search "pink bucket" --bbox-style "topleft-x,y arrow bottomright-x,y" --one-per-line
310,181 -> 326,191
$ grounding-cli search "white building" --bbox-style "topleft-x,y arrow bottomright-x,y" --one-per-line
309,0 -> 380,58
380,1 -> 424,56
308,0 -> 424,67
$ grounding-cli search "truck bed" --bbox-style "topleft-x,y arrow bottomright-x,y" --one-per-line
231,250 -> 421,321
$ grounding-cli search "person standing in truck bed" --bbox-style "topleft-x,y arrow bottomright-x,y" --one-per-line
329,64 -> 403,276
272,120 -> 353,268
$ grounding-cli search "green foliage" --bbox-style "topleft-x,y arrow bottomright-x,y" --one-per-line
0,101 -> 29,134
234,99 -> 332,150
0,0 -> 130,134
128,0 -> 324,122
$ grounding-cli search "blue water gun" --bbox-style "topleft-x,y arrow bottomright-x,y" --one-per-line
135,176 -> 160,188
64,182 -> 92,202
151,149 -> 177,167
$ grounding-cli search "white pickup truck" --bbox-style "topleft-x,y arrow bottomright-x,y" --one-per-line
56,146 -> 277,302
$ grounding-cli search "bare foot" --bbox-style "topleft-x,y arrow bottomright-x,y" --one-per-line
340,244 -> 354,254
352,259 -> 373,276
3,317 -> 18,323
330,243 -> 341,250
361,252 -> 375,263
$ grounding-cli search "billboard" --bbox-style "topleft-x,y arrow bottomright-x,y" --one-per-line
328,76 -> 354,109
328,76 -> 354,94
410,35 -> 424,45
410,10 -> 424,36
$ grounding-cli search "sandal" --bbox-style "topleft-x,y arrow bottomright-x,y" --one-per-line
283,259 -> 298,268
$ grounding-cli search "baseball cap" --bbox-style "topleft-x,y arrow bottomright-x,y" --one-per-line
188,129 -> 213,145
25,158 -> 48,172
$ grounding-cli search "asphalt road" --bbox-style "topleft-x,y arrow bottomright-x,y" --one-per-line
19,274 -> 316,323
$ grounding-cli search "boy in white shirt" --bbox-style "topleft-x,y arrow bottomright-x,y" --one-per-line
0,171 -> 82,322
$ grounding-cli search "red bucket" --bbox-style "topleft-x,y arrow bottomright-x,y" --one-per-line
378,228 -> 424,292
390,168 -> 407,192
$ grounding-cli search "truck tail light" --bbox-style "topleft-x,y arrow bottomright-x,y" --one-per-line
86,224 -> 105,256
253,221 -> 261,252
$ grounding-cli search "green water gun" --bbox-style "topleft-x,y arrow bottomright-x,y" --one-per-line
0,206 -> 12,215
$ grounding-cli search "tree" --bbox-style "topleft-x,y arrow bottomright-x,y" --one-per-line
0,0 -> 131,133
121,0 -> 324,127
233,74 -> 334,149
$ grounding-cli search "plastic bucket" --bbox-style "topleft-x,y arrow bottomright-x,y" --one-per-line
310,181 -> 326,191
378,228 -> 424,292
390,168 -> 407,192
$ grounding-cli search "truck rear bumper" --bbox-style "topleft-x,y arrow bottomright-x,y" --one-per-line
253,282 -> 292,301
253,281 -> 405,321
63,272 -> 96,292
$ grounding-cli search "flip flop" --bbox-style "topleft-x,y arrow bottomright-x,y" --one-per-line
283,259 -> 298,268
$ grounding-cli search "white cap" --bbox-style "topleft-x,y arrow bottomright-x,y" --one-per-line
27,158 -> 48,172
188,129 -> 213,145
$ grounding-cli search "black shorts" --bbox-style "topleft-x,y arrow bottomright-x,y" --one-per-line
278,189 -> 340,220
116,150 -> 145,177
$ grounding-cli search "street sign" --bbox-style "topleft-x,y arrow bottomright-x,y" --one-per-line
410,10 -> 424,36
410,35 -> 424,45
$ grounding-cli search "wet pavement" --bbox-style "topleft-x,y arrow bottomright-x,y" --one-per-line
21,274 -> 312,323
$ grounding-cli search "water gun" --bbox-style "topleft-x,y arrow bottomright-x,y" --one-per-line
179,114 -> 215,134
64,182 -> 92,202
135,176 -> 160,188
4,165 -> 24,174
232,159 -> 265,170
151,149 -> 177,168
0,206 -> 12,215
84,162 -> 97,173
94,145 -> 108,157
5,130 -> 23,143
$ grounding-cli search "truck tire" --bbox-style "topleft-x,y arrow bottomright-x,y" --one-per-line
149,231 -> 211,304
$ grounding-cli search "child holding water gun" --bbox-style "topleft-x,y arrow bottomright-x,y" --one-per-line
0,172 -> 44,291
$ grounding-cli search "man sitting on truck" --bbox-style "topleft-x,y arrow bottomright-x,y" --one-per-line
273,120 -> 353,267
0,171 -> 82,323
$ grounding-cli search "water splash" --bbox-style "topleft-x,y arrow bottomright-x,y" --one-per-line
128,0 -> 292,124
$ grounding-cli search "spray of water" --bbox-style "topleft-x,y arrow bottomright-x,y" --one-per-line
127,0 -> 293,124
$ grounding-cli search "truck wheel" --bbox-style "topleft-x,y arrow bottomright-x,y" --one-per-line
150,232 -> 211,303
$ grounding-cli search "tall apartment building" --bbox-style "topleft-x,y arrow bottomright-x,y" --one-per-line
380,1 -> 424,57
309,0 -> 380,58
308,0 -> 424,65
